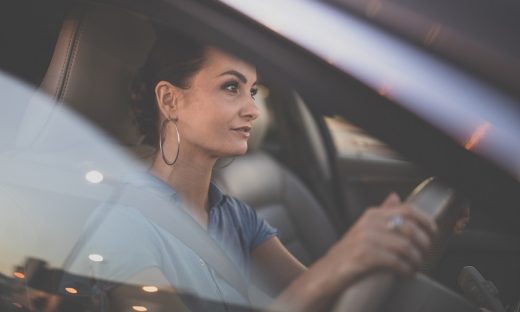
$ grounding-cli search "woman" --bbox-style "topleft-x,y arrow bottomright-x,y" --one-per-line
116,28 -> 444,312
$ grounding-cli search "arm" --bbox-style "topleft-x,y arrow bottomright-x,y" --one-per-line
266,193 -> 438,312
250,236 -> 307,296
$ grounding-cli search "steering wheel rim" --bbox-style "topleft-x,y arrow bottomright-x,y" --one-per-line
332,177 -> 469,312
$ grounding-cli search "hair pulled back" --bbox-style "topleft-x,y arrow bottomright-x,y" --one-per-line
130,28 -> 207,147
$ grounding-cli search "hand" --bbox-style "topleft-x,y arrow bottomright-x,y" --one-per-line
273,193 -> 439,312
453,206 -> 470,234
323,193 -> 438,286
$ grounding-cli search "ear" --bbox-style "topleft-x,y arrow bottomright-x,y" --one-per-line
155,81 -> 179,120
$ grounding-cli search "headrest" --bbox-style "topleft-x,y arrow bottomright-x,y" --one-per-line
39,4 -> 155,158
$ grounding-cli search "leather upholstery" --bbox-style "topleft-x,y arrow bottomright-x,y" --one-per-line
214,151 -> 338,265
40,5 -> 156,160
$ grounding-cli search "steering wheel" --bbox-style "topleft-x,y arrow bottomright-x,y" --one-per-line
332,177 -> 477,312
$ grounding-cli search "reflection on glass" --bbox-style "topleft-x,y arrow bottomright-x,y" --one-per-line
366,0 -> 382,17
85,170 -> 104,184
88,254 -> 104,262
142,286 -> 159,293
13,272 -> 25,279
424,24 -> 442,46
132,306 -> 148,312
65,287 -> 78,294
13,302 -> 23,309
464,122 -> 491,150
377,81 -> 392,97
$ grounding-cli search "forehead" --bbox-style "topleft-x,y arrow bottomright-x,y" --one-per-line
200,47 -> 256,81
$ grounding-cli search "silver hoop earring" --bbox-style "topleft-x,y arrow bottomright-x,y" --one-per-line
159,118 -> 180,166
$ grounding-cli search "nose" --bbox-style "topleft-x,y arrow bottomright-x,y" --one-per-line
240,98 -> 260,121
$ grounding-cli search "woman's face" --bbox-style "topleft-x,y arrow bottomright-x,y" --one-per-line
168,48 -> 259,159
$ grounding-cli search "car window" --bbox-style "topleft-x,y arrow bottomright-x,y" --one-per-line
3,1 -> 520,311
0,73 -> 256,311
325,116 -> 401,160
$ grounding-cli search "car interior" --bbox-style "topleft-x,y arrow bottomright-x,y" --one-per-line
2,0 -> 520,311
33,4 -> 345,306
35,2 -> 346,268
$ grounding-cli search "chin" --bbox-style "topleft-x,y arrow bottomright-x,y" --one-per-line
228,147 -> 248,156
214,144 -> 248,158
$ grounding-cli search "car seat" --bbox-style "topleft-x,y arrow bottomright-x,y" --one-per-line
213,95 -> 338,265
38,3 -> 338,267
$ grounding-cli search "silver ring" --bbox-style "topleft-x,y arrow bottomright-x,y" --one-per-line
387,215 -> 404,233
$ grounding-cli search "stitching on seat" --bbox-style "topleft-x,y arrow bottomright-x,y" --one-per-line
57,10 -> 86,102
54,19 -> 78,100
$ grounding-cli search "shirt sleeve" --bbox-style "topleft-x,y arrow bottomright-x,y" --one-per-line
235,200 -> 278,251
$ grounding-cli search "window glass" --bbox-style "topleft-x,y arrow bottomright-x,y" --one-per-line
0,71 -> 256,311
325,115 -> 401,160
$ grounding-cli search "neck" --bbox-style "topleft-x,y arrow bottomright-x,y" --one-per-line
150,146 -> 217,230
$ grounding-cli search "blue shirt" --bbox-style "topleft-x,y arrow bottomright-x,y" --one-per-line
66,174 -> 278,311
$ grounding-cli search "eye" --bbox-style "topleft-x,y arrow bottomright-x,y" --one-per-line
250,87 -> 258,99
222,80 -> 239,94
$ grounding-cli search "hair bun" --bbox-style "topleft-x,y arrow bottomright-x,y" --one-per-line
128,27 -> 207,148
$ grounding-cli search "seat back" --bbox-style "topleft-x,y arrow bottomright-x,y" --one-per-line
40,3 -> 338,266
214,95 -> 338,265
39,4 -> 156,160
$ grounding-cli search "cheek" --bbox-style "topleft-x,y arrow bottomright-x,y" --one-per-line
185,106 -> 229,143
200,100 -> 236,132
180,92 -> 244,151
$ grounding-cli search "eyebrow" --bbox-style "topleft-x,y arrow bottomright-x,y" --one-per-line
218,70 -> 256,85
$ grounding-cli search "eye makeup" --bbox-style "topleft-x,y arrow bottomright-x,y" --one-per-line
250,86 -> 258,98
221,80 -> 240,93
221,80 -> 258,100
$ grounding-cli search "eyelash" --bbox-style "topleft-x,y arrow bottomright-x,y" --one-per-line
222,80 -> 258,99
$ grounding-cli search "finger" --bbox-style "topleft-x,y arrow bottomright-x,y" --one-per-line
453,217 -> 469,234
453,206 -> 470,234
391,218 -> 432,253
363,206 -> 432,251
380,192 -> 401,208
369,246 -> 415,276
374,232 -> 424,270
398,205 -> 438,236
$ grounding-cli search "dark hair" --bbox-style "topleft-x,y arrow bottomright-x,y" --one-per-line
130,28 -> 207,147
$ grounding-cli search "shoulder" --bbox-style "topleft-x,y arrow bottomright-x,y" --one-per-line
210,182 -> 254,219
217,193 -> 258,224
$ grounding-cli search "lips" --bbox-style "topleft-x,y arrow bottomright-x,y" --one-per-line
231,126 -> 252,137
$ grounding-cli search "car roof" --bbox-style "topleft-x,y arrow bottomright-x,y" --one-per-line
323,0 -> 520,97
